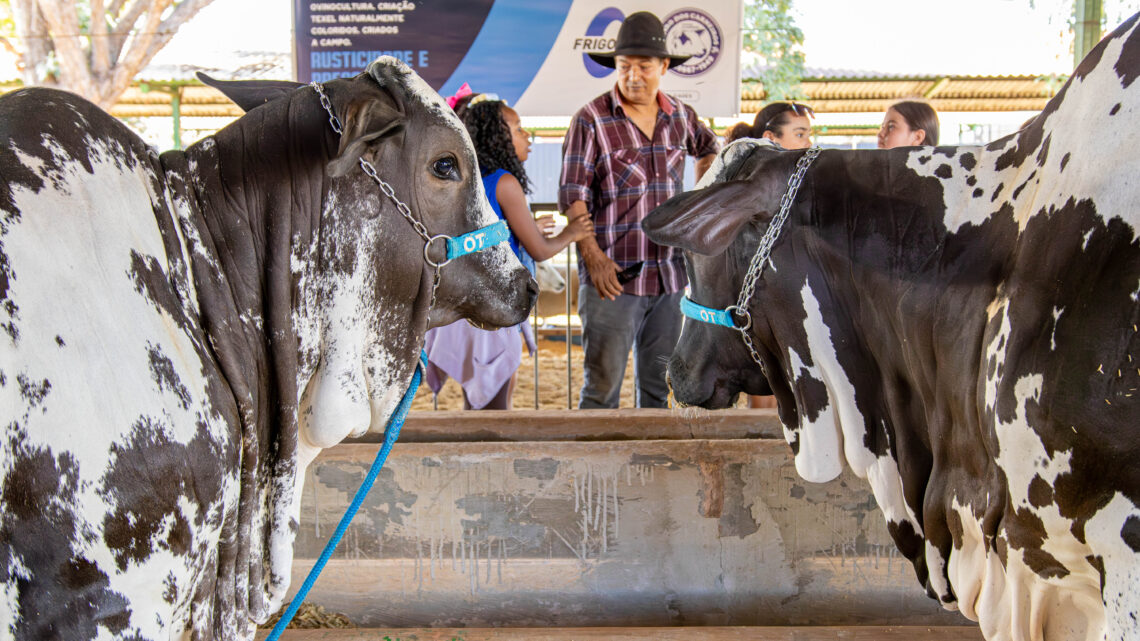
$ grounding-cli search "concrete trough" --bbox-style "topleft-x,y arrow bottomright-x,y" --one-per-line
287,411 -> 972,629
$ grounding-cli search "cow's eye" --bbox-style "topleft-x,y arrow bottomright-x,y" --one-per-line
431,156 -> 459,180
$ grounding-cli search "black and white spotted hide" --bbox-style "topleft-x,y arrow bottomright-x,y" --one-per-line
645,14 -> 1140,641
0,57 -> 533,640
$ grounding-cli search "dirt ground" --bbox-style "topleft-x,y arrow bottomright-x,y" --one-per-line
409,333 -> 763,411
410,334 -> 634,411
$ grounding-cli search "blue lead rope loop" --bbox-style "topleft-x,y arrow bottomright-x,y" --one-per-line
265,351 -> 427,641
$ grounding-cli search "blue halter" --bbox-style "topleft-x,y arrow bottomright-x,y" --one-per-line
268,85 -> 514,638
680,295 -> 741,329
678,146 -> 822,368
444,219 -> 511,261
311,81 -> 511,270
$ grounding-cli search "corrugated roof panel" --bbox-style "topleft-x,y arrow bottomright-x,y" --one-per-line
2,72 -> 1065,118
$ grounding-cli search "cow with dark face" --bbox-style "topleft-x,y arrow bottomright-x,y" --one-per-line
0,57 -> 534,640
645,15 -> 1140,641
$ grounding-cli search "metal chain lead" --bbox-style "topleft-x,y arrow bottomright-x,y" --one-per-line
310,81 -> 444,309
734,146 -> 822,368
357,161 -> 432,243
312,82 -> 344,134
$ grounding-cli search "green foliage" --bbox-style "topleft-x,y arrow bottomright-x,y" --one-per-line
0,1 -> 15,45
1026,0 -> 1140,38
1026,0 -> 1140,67
741,0 -> 805,100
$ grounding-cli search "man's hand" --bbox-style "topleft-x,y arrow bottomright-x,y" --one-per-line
567,200 -> 623,300
581,243 -> 623,300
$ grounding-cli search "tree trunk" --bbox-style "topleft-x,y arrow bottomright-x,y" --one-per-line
11,0 -> 217,110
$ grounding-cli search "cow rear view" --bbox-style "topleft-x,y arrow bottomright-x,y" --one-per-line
0,86 -> 231,641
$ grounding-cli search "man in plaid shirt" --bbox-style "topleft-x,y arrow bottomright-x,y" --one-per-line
559,11 -> 718,409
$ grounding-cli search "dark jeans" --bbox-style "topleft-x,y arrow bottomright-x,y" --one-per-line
577,285 -> 684,409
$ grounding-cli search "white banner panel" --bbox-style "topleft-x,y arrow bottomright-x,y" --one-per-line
294,0 -> 743,118
513,1 -> 742,117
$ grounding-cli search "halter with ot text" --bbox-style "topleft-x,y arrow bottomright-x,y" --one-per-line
680,146 -> 822,368
311,81 -> 509,308
269,85 -> 511,640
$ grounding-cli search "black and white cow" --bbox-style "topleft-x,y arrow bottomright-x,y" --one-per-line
0,57 -> 534,640
645,15 -> 1140,641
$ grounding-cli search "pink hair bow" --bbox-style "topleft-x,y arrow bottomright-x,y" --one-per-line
445,82 -> 473,109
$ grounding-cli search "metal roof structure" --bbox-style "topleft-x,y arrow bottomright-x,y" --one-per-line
113,83 -> 246,118
0,80 -> 247,118
739,60 -> 1066,113
744,73 -> 1065,115
0,68 -> 1066,120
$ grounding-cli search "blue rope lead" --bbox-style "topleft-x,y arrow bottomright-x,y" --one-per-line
265,352 -> 425,641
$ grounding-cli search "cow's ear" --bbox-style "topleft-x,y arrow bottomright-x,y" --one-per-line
644,181 -> 771,255
326,94 -> 405,177
196,72 -> 302,113
645,139 -> 786,255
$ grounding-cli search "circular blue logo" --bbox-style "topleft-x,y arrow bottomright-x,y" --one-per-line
581,7 -> 624,78
663,9 -> 723,77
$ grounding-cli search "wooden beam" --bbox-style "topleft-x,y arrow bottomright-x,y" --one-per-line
350,408 -> 784,443
257,626 -> 985,641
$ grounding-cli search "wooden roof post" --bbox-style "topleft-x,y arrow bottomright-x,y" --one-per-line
171,86 -> 182,150
1073,0 -> 1102,70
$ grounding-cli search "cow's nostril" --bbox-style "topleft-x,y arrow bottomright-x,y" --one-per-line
526,277 -> 539,302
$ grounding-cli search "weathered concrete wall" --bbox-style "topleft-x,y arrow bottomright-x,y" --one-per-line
289,422 -> 971,628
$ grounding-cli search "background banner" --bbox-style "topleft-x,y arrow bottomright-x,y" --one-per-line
294,0 -> 743,117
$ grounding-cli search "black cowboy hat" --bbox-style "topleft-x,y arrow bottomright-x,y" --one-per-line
587,11 -> 691,69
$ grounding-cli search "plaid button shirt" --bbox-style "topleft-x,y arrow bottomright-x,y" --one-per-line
559,87 -> 718,296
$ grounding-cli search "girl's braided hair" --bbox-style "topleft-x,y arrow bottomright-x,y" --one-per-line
460,99 -> 532,195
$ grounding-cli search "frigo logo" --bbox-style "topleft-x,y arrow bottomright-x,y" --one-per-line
575,7 -> 722,79
575,7 -> 624,78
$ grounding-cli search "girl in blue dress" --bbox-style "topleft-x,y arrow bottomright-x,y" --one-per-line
424,96 -> 593,409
